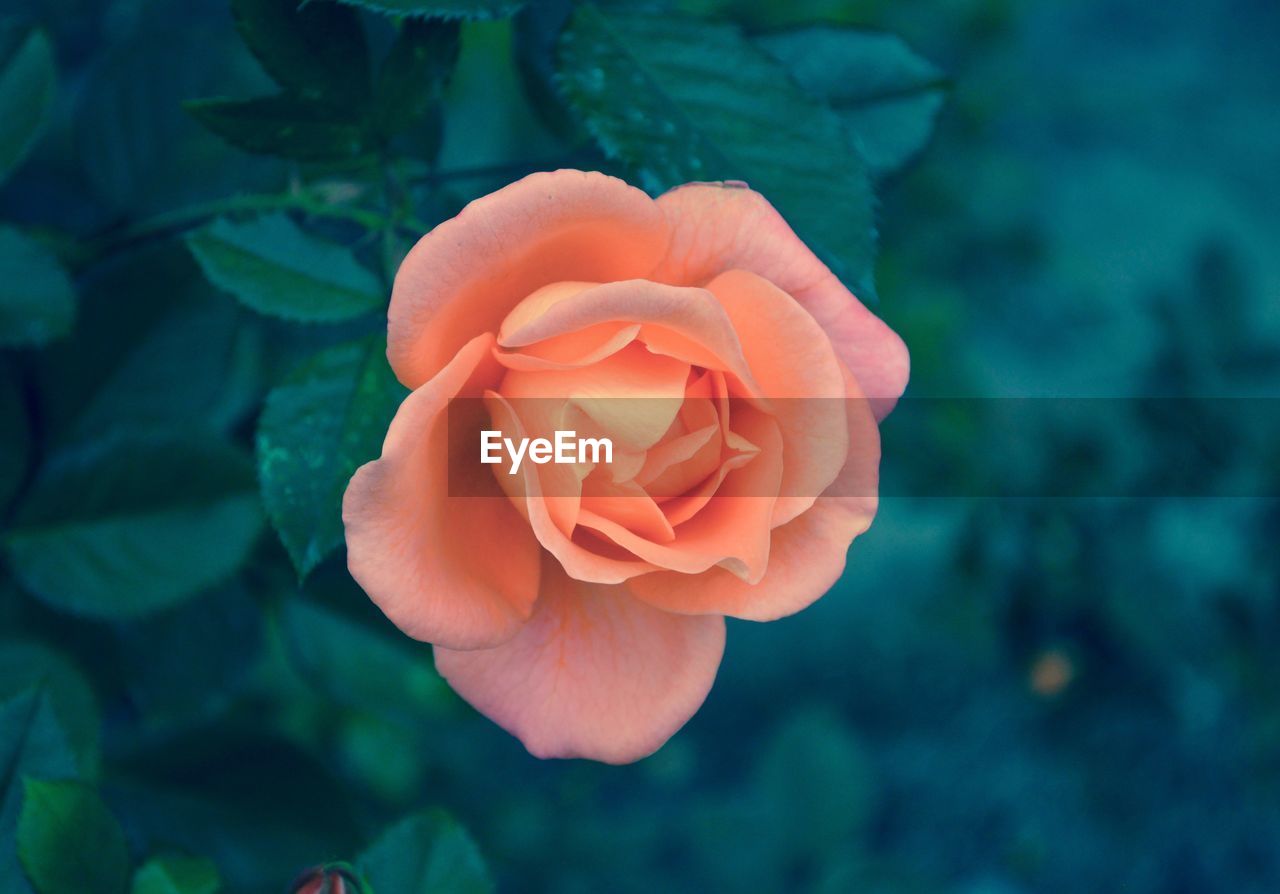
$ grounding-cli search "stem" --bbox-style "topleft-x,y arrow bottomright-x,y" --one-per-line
74,192 -> 398,270
71,154 -> 592,271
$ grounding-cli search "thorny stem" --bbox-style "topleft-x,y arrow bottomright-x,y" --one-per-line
65,155 -> 583,271
73,191 -> 397,270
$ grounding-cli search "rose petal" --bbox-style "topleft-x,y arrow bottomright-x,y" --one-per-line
497,280 -> 600,340
627,493 -> 872,621
389,171 -> 670,389
657,447 -> 756,528
654,182 -> 909,418
495,323 -> 642,371
577,407 -> 782,583
580,475 -> 676,544
482,389 -> 583,540
435,559 -> 725,763
629,363 -> 880,620
500,343 -> 691,452
704,268 -> 849,527
635,421 -> 720,495
486,392 -> 656,583
343,334 -> 540,649
499,278 -> 760,394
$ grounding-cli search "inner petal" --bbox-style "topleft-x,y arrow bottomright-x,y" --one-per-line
499,343 -> 690,452
575,405 -> 783,583
495,322 -> 641,371
482,390 -> 583,540
580,476 -> 676,544
498,280 -> 601,343
498,278 -> 761,395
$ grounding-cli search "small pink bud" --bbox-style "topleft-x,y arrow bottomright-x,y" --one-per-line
288,864 -> 363,894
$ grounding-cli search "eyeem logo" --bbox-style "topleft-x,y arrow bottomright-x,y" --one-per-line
480,430 -> 613,475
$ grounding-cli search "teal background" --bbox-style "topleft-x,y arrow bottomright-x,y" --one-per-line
2,0 -> 1279,892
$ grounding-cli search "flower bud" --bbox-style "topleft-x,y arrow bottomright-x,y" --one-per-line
288,864 -> 363,894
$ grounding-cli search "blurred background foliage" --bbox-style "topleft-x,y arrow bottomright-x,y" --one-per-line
0,0 -> 1278,891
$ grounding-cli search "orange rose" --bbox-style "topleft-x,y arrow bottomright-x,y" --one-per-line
343,170 -> 908,763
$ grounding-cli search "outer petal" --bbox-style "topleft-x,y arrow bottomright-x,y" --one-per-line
343,334 -> 540,649
435,560 -> 726,764
627,495 -> 871,622
653,182 -> 909,418
388,170 -> 670,389
705,268 -> 848,528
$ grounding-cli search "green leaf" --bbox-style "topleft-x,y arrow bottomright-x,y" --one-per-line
0,689 -> 79,894
374,19 -> 460,142
0,26 -> 55,185
76,11 -> 282,216
557,5 -> 878,300
34,244 -> 260,449
757,27 -> 946,179
0,643 -> 99,779
753,707 -> 874,858
186,215 -> 384,323
281,595 -> 452,724
185,95 -> 371,162
0,227 -> 75,348
512,0 -> 581,141
2,432 -> 262,619
17,779 -> 130,894
0,364 -> 29,511
257,336 -> 406,577
329,0 -> 524,21
231,0 -> 370,106
108,737 -> 361,894
117,584 -> 262,728
358,809 -> 492,894
129,855 -> 221,894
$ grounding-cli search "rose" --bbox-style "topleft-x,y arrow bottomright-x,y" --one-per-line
343,170 -> 908,764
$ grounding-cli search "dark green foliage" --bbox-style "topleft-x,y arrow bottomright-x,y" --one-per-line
757,27 -> 947,179
129,856 -> 222,894
189,0 -> 479,165
373,19 -> 460,145
107,735 -> 365,894
31,244 -> 258,448
0,25 -> 54,185
17,779 -> 130,894
0,227 -> 74,347
328,0 -> 525,20
75,9 -> 281,217
0,643 -> 99,778
2,433 -> 261,619
10,1 -> 1274,893
281,595 -> 454,724
185,95 -> 372,162
0,690 -> 79,894
556,4 -> 878,300
0,362 -> 29,510
186,215 -> 384,322
189,0 -> 374,162
116,584 -> 263,728
357,809 -> 493,894
231,0 -> 371,107
257,337 -> 406,577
